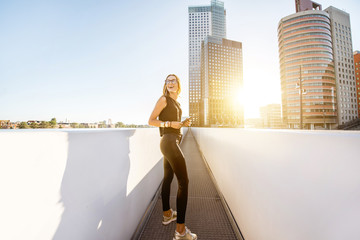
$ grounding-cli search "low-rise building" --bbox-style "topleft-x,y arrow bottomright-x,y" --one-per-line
0,120 -> 10,129
260,104 -> 285,129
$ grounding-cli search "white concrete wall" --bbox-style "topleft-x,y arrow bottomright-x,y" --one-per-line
182,127 -> 188,139
191,128 -> 360,240
0,128 -> 164,240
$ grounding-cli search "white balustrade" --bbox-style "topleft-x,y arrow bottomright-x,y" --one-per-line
191,128 -> 360,240
0,128 -> 163,240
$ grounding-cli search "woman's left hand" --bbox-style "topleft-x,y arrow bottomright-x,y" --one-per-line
182,119 -> 191,127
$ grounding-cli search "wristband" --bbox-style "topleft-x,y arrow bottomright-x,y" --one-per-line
160,122 -> 165,128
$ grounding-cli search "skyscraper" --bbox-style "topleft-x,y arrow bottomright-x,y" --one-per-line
200,37 -> 243,127
278,0 -> 337,129
354,50 -> 360,118
324,6 -> 358,125
188,0 -> 226,126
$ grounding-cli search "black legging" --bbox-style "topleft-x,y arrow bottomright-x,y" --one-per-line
160,133 -> 189,224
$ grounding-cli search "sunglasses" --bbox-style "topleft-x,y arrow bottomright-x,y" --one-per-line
165,79 -> 177,84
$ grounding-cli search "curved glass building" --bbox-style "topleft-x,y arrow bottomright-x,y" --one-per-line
278,10 -> 337,129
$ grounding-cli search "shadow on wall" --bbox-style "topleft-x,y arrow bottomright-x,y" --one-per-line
53,130 -> 135,240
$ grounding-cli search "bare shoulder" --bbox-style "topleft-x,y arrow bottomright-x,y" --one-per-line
157,96 -> 167,105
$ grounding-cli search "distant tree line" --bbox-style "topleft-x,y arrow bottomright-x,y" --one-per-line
18,118 -> 57,129
115,122 -> 149,128
17,118 -> 149,129
15,118 -> 149,129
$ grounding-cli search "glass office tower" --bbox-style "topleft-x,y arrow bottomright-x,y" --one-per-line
200,37 -> 244,127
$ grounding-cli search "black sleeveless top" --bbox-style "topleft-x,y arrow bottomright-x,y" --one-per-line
159,96 -> 182,136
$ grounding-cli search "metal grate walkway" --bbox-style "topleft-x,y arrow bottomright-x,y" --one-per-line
137,130 -> 240,240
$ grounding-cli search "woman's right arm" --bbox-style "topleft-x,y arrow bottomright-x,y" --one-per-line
148,96 -> 167,127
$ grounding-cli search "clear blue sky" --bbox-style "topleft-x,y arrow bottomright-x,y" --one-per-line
1,0 -> 359,124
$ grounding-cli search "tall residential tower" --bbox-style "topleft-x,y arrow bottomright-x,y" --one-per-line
324,6 -> 358,125
188,0 -> 226,126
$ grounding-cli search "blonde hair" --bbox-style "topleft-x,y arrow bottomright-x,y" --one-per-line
163,74 -> 181,97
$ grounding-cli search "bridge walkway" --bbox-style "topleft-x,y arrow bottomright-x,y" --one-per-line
137,130 -> 241,240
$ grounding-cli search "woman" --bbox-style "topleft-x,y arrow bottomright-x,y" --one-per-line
148,74 -> 197,240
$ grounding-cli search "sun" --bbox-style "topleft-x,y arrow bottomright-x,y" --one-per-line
235,87 -> 262,118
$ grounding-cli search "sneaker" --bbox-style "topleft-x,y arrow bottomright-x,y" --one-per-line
173,227 -> 197,240
162,209 -> 177,225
